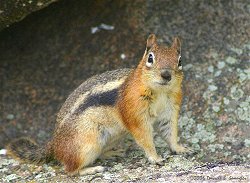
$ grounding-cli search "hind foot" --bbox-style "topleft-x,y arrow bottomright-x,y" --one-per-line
79,166 -> 105,176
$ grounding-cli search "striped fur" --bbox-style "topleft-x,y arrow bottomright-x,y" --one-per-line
7,34 -> 190,175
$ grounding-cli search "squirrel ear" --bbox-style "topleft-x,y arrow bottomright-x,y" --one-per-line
146,34 -> 157,52
172,37 -> 181,54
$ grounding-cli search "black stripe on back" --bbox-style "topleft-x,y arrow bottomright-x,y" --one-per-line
74,88 -> 119,115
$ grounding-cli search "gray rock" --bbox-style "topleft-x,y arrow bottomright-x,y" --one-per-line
226,56 -> 237,64
6,114 -> 14,120
217,61 -> 225,69
208,85 -> 218,91
0,0 -> 58,31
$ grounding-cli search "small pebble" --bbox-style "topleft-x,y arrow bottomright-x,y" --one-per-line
157,178 -> 166,182
0,149 -> 7,155
37,2 -> 43,6
244,139 -> 250,147
226,56 -> 237,64
217,61 -> 225,69
212,106 -> 220,112
208,65 -> 214,73
208,85 -> 218,91
214,70 -> 221,77
35,174 -> 42,179
231,86 -> 244,100
183,63 -> 192,70
6,114 -> 14,120
208,79 -> 213,83
5,174 -> 19,181
239,72 -> 247,82
0,167 -> 8,173
120,54 -> 126,60
191,138 -> 199,143
223,98 -> 230,105
103,173 -> 112,180
230,47 -> 243,55
113,163 -> 123,171
210,52 -> 218,59
244,43 -> 250,50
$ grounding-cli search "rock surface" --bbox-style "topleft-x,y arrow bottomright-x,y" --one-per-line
0,0 -> 57,31
1,154 -> 250,182
0,0 -> 249,182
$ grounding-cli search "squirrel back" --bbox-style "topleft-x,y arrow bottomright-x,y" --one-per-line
56,68 -> 132,124
6,68 -> 132,165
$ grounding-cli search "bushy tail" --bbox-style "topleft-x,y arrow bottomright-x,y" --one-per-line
6,138 -> 54,164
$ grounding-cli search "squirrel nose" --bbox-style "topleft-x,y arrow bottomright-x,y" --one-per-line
161,69 -> 172,81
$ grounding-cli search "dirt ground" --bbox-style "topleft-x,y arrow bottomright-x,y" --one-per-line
0,0 -> 249,182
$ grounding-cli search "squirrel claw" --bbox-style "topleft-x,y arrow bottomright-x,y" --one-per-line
148,155 -> 164,165
171,144 -> 194,155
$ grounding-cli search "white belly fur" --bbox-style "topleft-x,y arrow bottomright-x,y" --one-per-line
149,92 -> 174,123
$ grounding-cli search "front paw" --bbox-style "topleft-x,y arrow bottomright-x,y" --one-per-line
148,155 -> 164,165
171,144 -> 194,155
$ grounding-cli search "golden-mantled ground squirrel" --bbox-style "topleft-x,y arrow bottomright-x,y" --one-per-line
7,34 -> 190,175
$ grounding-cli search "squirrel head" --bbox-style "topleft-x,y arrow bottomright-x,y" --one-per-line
139,34 -> 183,91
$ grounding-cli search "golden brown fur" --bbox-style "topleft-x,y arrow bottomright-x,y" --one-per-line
7,34 -> 190,175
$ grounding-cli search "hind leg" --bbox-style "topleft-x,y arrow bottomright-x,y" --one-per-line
64,144 -> 103,176
54,131 -> 103,176
64,144 -> 104,176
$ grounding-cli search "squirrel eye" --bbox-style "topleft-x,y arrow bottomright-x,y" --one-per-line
146,52 -> 154,68
178,55 -> 182,70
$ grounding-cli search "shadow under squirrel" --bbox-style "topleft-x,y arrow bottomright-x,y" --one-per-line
7,34 -> 191,175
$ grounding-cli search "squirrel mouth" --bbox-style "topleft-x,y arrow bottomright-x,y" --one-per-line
155,81 -> 170,86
